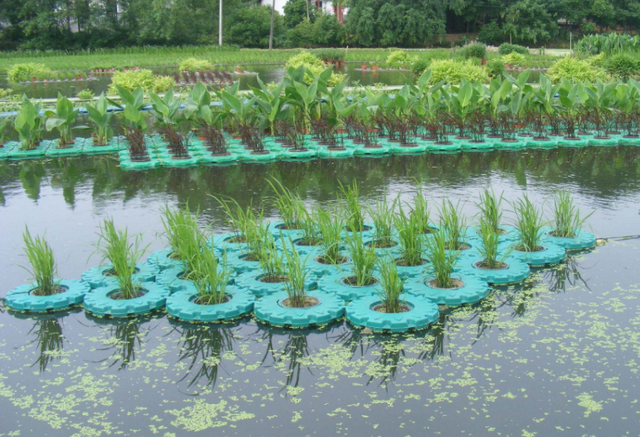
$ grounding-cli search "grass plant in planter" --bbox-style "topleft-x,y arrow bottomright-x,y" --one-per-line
268,178 -> 306,232
6,228 -> 89,312
304,205 -> 350,276
235,233 -> 289,297
211,197 -> 264,254
254,240 -> 344,328
346,261 -> 440,333
339,180 -> 371,233
439,199 -> 473,254
166,249 -> 254,323
394,207 -> 428,277
471,189 -> 519,241
84,219 -> 168,317
544,190 -> 596,250
510,195 -> 566,267
366,196 -> 398,250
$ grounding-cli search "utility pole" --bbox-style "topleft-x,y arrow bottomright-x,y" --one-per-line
269,0 -> 275,50
219,0 -> 223,46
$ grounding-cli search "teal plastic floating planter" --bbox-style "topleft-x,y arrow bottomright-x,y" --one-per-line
226,251 -> 261,273
45,138 -> 85,157
156,265 -> 193,293
197,152 -> 240,164
82,137 -> 122,155
394,258 -> 430,279
506,242 -> 566,267
541,227 -> 596,251
428,142 -> 462,152
405,274 -> 490,306
279,148 -> 318,160
317,271 -> 380,302
8,140 -> 52,159
5,279 -> 90,312
119,155 -> 161,171
526,138 -> 557,149
209,232 -> 250,253
390,143 -> 428,154
267,220 -> 303,239
157,154 -> 201,167
353,144 -> 391,156
557,137 -> 589,148
346,293 -> 439,333
166,284 -> 254,323
460,140 -> 493,150
466,225 -> 520,243
254,290 -> 345,328
304,253 -> 351,277
81,263 -> 159,289
461,254 -> 530,286
318,147 -> 355,158
619,136 -> 640,146
0,141 -> 18,159
494,139 -> 525,149
588,137 -> 618,147
239,150 -> 280,163
83,282 -> 170,317
235,271 -> 316,297
147,248 -> 183,271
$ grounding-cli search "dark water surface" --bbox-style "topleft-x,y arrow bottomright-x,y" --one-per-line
1,147 -> 640,436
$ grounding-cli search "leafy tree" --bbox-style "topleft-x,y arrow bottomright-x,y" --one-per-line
227,4 -> 283,48
283,0 -> 316,28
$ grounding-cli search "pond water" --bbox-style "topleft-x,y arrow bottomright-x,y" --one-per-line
1,147 -> 640,436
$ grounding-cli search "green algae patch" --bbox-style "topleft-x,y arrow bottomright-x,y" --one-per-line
167,399 -> 255,432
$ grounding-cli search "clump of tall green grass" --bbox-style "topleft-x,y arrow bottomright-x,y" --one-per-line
439,199 -> 467,250
296,207 -> 321,246
268,178 -> 305,230
213,196 -> 264,253
368,196 -> 396,246
338,181 -> 365,232
375,260 -> 406,314
344,231 -> 378,286
411,188 -> 434,234
257,231 -> 287,282
477,189 -> 504,232
425,228 -> 460,288
21,227 -> 59,296
477,218 -> 511,269
189,248 -> 232,305
315,205 -> 347,264
161,205 -> 206,272
513,195 -> 546,252
394,208 -> 425,267
282,239 -> 312,308
552,190 -> 592,238
96,218 -> 149,299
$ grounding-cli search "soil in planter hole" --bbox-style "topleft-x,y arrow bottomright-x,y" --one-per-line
366,239 -> 397,249
31,285 -> 67,297
295,238 -> 322,246
281,296 -> 319,308
515,245 -> 544,252
242,252 -> 261,262
345,225 -> 372,233
533,136 -> 551,141
428,278 -> 464,289
110,288 -> 147,300
343,276 -> 378,287
209,151 -> 231,156
372,303 -> 411,313
395,258 -> 427,267
227,235 -> 248,244
444,242 -> 471,250
250,151 -> 270,155
475,260 -> 507,270
316,254 -> 348,265
194,295 -> 230,305
259,275 -> 288,284
275,223 -> 301,231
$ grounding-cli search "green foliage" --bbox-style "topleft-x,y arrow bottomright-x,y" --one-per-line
576,33 -> 640,56
227,5 -> 283,48
338,180 -> 364,232
76,89 -> 95,100
386,50 -> 414,68
285,51 -> 345,86
478,21 -> 504,46
376,260 -> 404,314
498,43 -> 529,55
552,190 -> 592,238
315,205 -> 344,264
21,227 -> 58,296
85,93 -> 113,146
412,58 -> 429,76
428,59 -> 489,84
477,218 -> 510,269
179,58 -> 214,72
312,48 -> 345,63
547,57 -> 609,83
190,249 -> 231,306
458,43 -> 487,60
281,238 -> 309,308
108,69 -> 175,94
283,0 -> 316,28
502,52 -> 526,67
512,195 -> 545,252
161,205 -> 205,274
14,95 -> 44,150
45,93 -> 79,144
344,230 -> 378,286
486,59 -> 506,78
604,53 -> 640,80
7,63 -> 54,82
425,228 -> 459,289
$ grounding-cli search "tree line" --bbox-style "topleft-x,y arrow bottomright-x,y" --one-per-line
0,0 -> 638,51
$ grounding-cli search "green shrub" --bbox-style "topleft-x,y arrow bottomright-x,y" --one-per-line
604,53 -> 640,80
458,43 -> 487,60
108,69 -> 175,94
77,89 -> 95,100
386,50 -> 415,68
428,59 -> 489,84
478,20 -> 504,46
179,58 -> 214,72
575,33 -> 640,56
285,50 -> 345,86
498,43 -> 529,55
8,63 -> 54,82
546,57 -> 609,83
311,48 -> 345,63
486,59 -> 506,78
502,52 -> 526,67
412,58 -> 429,76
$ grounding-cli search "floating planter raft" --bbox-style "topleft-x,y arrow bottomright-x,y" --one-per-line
541,227 -> 596,251
166,284 -> 254,323
253,290 -> 345,328
0,142 -> 18,159
346,293 -> 439,333
45,138 -> 86,157
147,248 -> 183,271
505,241 -> 566,267
156,265 -> 193,293
317,271 -> 380,302
461,254 -> 531,286
8,140 -> 53,160
81,262 -> 159,289
83,282 -> 170,317
405,274 -> 490,306
5,279 -> 90,312
234,271 -> 316,298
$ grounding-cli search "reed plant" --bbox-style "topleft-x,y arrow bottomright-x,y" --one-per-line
344,231 -> 378,286
477,189 -> 504,232
96,219 -> 149,299
161,205 -> 206,272
338,181 -> 365,232
257,231 -> 287,282
439,199 -> 467,250
296,207 -> 321,246
394,208 -> 425,266
375,260 -> 405,314
268,178 -> 305,230
213,197 -> 263,250
512,195 -> 545,252
552,190 -> 592,238
425,228 -> 460,288
189,248 -> 232,305
21,227 -> 58,296
411,187 -> 434,234
282,238 -> 311,308
368,196 -> 396,246
315,205 -> 346,264
477,218 -> 511,269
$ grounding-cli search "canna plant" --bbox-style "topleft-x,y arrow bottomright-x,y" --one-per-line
110,86 -> 149,160
85,93 -> 114,146
551,190 -> 593,238
21,227 -> 59,296
185,83 -> 228,155
45,93 -> 79,146
150,89 -> 190,157
14,95 -> 44,151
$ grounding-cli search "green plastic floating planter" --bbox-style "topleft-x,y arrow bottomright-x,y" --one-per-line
81,262 -> 159,289
353,144 -> 391,155
505,242 -> 566,267
118,152 -> 161,170
5,279 -> 90,312
588,137 -> 618,147
405,274 -> 490,306
466,225 -> 520,243
166,284 -> 254,323
82,137 -> 122,155
279,148 -> 318,160
318,147 -> 355,158
428,142 -> 462,152
8,140 -> 53,159
0,141 -> 18,159
304,253 -> 351,277
390,143 -> 428,154
460,254 -> 531,285
239,150 -> 280,163
542,227 -> 596,251
557,137 -> 589,147
83,282 -> 170,317
209,232 -> 250,253
619,136 -> 640,146
254,290 -> 345,328
317,271 -> 380,302
226,251 -> 261,273
394,258 -> 430,279
157,154 -> 201,167
460,140 -> 493,150
147,248 -> 183,271
494,139 -> 525,149
235,271 -> 316,298
346,293 -> 439,333
156,265 -> 193,293
45,138 -> 85,157
526,138 -> 557,148
197,152 -> 240,164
